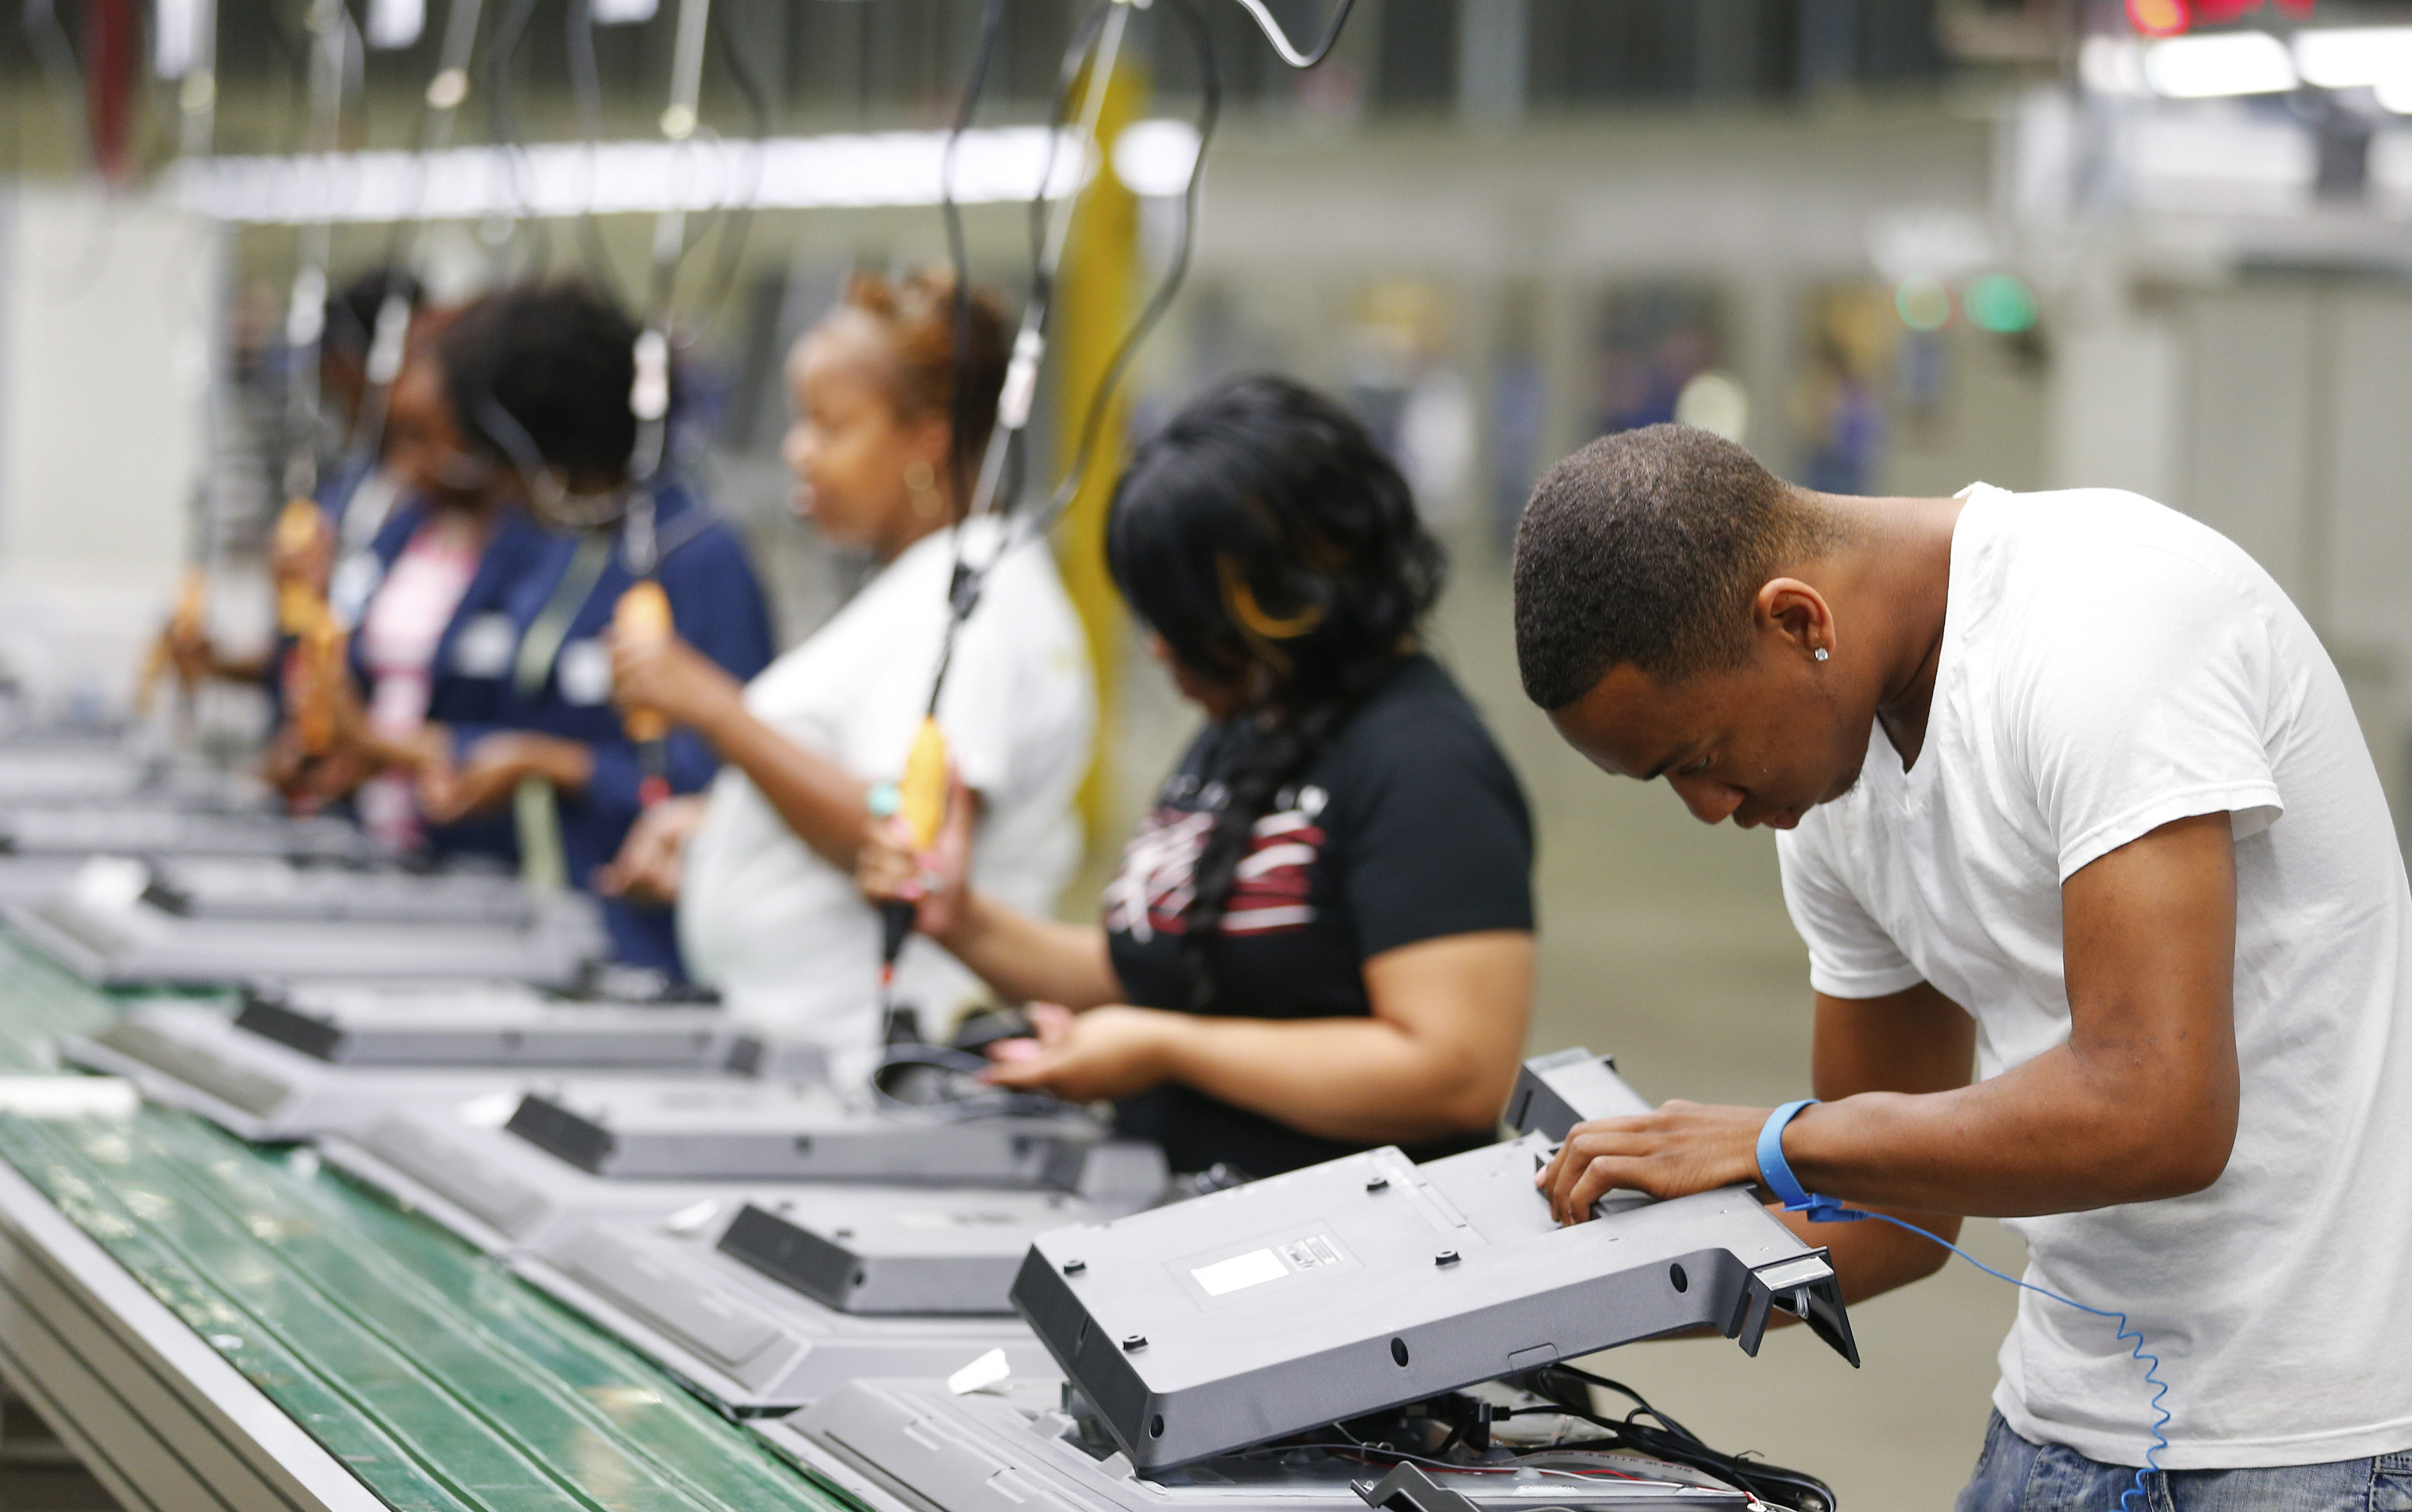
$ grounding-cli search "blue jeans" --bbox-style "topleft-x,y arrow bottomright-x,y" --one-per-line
1957,1411 -> 2412,1512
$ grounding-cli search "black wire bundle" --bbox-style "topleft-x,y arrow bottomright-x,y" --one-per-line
1537,1367 -> 1841,1512
1225,1372 -> 1837,1512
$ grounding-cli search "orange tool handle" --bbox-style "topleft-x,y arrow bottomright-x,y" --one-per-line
612,580 -> 673,744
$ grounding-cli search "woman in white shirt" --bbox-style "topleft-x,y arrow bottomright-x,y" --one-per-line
602,272 -> 1092,1057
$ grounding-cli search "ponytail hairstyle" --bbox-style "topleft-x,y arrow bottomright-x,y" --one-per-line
836,268 -> 1009,505
1105,375 -> 1446,1008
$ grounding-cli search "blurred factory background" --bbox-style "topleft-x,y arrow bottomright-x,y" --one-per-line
2,3 -> 2408,1506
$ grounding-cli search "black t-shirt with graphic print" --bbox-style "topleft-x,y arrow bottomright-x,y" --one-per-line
1104,653 -> 1535,1178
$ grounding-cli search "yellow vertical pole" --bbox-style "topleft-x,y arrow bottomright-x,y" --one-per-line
1052,52 -> 1145,860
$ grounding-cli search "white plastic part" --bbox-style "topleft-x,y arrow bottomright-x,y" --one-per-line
631,329 -> 673,422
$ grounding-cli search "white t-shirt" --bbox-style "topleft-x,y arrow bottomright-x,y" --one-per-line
1778,484 -> 2412,1470
678,520 -> 1094,1061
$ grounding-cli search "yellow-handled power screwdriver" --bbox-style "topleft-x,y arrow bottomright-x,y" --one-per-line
613,580 -> 675,808
872,715 -> 952,1032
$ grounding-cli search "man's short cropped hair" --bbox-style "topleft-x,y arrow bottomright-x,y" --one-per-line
1512,423 -> 1835,710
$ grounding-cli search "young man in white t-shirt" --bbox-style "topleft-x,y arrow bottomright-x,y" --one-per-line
1509,422 -> 2412,1508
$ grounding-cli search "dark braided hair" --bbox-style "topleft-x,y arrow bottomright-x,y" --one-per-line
1105,376 -> 1446,1008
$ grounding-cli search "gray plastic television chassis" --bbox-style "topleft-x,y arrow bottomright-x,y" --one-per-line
507,1216 -> 1056,1415
1,897 -> 593,989
59,1004 -> 742,1143
501,1085 -> 1123,1189
1010,1050 -> 1858,1469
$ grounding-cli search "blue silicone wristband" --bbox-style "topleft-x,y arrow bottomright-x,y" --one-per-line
1757,1100 -> 1864,1223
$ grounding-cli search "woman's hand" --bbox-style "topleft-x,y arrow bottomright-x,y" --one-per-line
856,773 -> 974,939
420,731 -> 593,821
597,794 -> 706,905
608,629 -> 745,735
981,1003 -> 1185,1103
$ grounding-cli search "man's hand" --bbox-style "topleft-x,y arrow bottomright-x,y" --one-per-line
608,629 -> 744,735
980,1003 -> 1184,1103
420,732 -> 593,821
597,795 -> 706,906
1535,1102 -> 1766,1225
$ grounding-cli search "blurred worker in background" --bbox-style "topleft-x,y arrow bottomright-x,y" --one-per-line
315,265 -> 429,551
159,266 -> 431,702
1512,425 -> 2412,1509
861,376 -> 1536,1180
601,270 -> 1090,1055
287,280 -> 774,977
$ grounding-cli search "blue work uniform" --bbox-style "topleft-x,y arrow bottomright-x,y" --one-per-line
444,483 -> 775,977
344,499 -> 560,866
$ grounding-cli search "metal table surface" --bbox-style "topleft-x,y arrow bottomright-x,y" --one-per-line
0,932 -> 862,1512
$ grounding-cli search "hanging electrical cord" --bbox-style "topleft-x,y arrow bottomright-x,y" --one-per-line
480,0 -> 553,278
1227,0 -> 1356,68
134,0 -> 222,728
340,0 -> 489,473
864,0 -> 1352,1038
270,0 -> 360,767
564,0 -> 628,297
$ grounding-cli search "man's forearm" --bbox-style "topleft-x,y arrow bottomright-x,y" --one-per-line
1784,1045 -> 2234,1216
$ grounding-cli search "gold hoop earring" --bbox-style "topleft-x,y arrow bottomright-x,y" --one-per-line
904,460 -> 943,521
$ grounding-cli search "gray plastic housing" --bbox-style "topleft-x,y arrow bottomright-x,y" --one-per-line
232,981 -> 760,1071
762,1380 -> 1752,1512
2,890 -> 601,988
320,1107 -> 806,1255
715,1172 -> 1165,1315
318,1101 -> 1159,1267
1010,1050 -> 1857,1469
508,1216 -> 1055,1413
144,857 -> 543,926
62,1003 -> 738,1141
504,1083 -> 1129,1192
0,804 -> 374,860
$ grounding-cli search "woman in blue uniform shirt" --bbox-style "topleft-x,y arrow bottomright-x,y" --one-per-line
306,282 -> 767,969
407,283 -> 775,974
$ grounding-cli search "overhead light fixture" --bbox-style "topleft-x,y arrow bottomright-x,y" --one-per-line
153,0 -> 205,77
366,0 -> 424,49
2145,30 -> 2296,97
162,124 -> 1203,225
2291,25 -> 2412,90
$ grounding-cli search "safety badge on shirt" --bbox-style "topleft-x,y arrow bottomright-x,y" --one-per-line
555,639 -> 613,706
451,613 -> 519,680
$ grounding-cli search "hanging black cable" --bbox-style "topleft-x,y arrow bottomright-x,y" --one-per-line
1227,0 -> 1356,68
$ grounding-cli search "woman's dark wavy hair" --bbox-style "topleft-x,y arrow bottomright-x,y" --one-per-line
438,280 -> 644,483
1105,375 -> 1446,1008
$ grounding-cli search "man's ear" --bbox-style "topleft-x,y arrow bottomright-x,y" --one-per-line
1755,578 -> 1835,663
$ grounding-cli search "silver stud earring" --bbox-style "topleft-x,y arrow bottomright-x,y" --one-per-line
1814,647 -> 1830,662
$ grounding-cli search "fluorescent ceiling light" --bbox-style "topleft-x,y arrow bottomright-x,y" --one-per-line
1111,119 -> 1203,196
2145,31 -> 2296,98
2292,26 -> 2412,90
2380,77 -> 2412,113
153,0 -> 203,78
366,0 -> 424,50
2080,37 -> 2151,96
160,125 -> 1212,225
593,0 -> 659,21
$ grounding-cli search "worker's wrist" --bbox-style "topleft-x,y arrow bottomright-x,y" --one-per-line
1132,1006 -> 1198,1088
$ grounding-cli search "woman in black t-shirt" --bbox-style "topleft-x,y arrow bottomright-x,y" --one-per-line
860,376 -> 1535,1177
